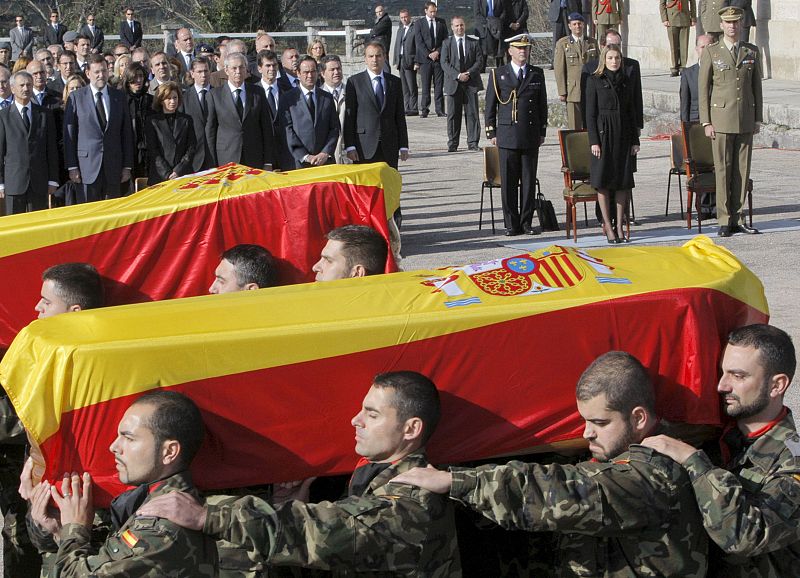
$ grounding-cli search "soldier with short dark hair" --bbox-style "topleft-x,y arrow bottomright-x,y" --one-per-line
138,371 -> 461,575
208,244 -> 277,294
36,263 -> 104,319
395,351 -> 709,577
312,225 -> 388,281
644,323 -> 800,577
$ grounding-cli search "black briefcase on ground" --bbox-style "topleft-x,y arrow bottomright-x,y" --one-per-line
535,193 -> 559,232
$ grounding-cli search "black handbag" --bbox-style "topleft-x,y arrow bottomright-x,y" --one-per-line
535,193 -> 559,232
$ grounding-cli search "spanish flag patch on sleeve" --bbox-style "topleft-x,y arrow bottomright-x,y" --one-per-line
121,529 -> 139,548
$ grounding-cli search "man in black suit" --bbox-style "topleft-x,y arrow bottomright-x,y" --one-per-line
485,34 -> 547,236
279,56 -> 339,170
344,41 -> 409,169
119,6 -> 143,49
277,48 -> 301,92
26,60 -> 61,110
64,54 -> 134,203
370,5 -> 393,67
0,71 -> 59,214
679,34 -> 713,122
182,57 -> 214,172
255,50 -> 285,129
79,14 -> 104,54
474,0 -> 506,68
441,16 -> 484,152
205,52 -> 274,170
393,9 -> 418,115
549,0 -> 583,62
47,50 -> 78,95
174,28 -> 196,81
413,1 -> 448,117
43,10 -> 67,48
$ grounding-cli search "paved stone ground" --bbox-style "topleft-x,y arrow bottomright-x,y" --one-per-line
395,113 -> 800,415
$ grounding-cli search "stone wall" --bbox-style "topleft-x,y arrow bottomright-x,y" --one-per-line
625,0 -> 799,81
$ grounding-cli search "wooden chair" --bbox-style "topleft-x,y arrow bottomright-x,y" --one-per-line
665,133 -> 685,219
559,129 -> 596,241
480,146 -> 501,234
135,177 -> 149,193
682,121 -> 753,232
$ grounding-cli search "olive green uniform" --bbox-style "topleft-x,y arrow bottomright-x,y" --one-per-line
204,451 -> 460,576
700,0 -> 723,36
683,408 -> 800,577
554,35 -> 599,130
660,0 -> 697,72
448,445 -> 708,577
699,37 -> 762,228
591,0 -> 622,44
50,471 -> 218,577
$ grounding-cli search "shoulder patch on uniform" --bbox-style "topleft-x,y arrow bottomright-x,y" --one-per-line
784,433 -> 800,457
120,529 -> 139,548
613,459 -> 630,465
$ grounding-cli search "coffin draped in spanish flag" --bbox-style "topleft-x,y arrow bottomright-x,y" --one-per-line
0,236 -> 767,506
0,163 -> 400,351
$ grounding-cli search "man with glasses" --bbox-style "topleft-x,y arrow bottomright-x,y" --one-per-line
79,14 -> 105,54
119,7 -> 143,49
35,49 -> 57,82
43,11 -> 67,48
26,60 -> 61,110
10,15 -> 34,62
47,50 -> 78,95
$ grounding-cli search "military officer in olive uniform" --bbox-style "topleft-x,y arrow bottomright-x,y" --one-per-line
591,0 -> 622,45
699,5 -> 762,236
660,0 -> 697,76
700,0 -> 722,38
554,13 -> 598,130
485,34 -> 548,236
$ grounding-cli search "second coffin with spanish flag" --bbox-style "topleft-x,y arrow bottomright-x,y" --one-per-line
0,237 -> 768,505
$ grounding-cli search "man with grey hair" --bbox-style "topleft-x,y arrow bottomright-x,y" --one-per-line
206,51 -> 274,169
26,60 -> 61,110
35,48 -> 57,81
680,34 -> 713,122
0,71 -> 59,214
0,66 -> 14,109
210,39 -> 250,87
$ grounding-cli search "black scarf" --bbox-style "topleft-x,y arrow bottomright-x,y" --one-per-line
109,482 -> 151,530
348,461 -> 392,497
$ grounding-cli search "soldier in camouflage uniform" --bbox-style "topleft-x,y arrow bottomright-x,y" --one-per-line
27,390 -> 218,576
139,371 -> 461,576
395,351 -> 708,577
644,323 -> 800,578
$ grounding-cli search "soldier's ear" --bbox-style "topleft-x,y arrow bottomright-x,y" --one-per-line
161,439 -> 181,466
350,264 -> 367,278
68,304 -> 82,313
768,373 -> 791,399
629,406 -> 649,433
402,416 -> 424,442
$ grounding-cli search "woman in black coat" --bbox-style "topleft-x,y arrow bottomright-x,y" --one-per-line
145,81 -> 196,185
585,44 -> 640,243
123,62 -> 153,188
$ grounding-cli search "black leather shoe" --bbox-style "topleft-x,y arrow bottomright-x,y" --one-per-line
670,68 -> 679,77
523,225 -> 540,235
448,146 -> 458,152
718,226 -> 732,238
504,228 -> 521,237
437,112 -> 447,117
737,223 -> 760,234
468,145 -> 481,151
405,111 -> 419,116
420,112 -> 428,118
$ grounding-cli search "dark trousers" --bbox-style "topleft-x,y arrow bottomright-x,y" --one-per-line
4,186 -> 48,215
82,169 -> 123,203
499,146 -> 539,231
551,10 -> 569,60
446,85 -> 480,149
418,60 -> 444,115
399,61 -> 419,113
360,147 -> 398,170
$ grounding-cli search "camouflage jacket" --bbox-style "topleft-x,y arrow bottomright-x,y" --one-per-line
204,451 -> 461,576
683,407 -> 800,578
449,445 -> 708,577
51,471 -> 218,577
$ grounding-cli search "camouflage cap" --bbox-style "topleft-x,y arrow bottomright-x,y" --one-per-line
718,6 -> 744,21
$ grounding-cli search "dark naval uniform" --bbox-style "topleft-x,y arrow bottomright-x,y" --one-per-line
699,6 -> 762,233
449,445 -> 708,577
203,451 -> 461,576
683,407 -> 800,578
485,61 -> 547,236
50,472 -> 218,577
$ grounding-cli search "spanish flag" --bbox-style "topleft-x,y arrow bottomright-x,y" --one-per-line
0,163 -> 400,351
0,237 -> 767,505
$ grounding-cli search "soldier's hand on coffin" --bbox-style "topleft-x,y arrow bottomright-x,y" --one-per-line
31,481 -> 62,538
273,477 -> 317,504
136,491 -> 206,530
392,465 -> 452,494
51,472 -> 93,528
18,456 -> 34,500
641,434 -> 698,465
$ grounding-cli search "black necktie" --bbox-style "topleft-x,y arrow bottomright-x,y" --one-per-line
21,105 -> 30,131
95,91 -> 107,131
199,88 -> 207,119
374,75 -> 384,110
517,66 -> 524,87
429,19 -> 435,46
234,88 -> 243,120
458,38 -> 466,72
306,91 -> 315,118
267,87 -> 276,116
